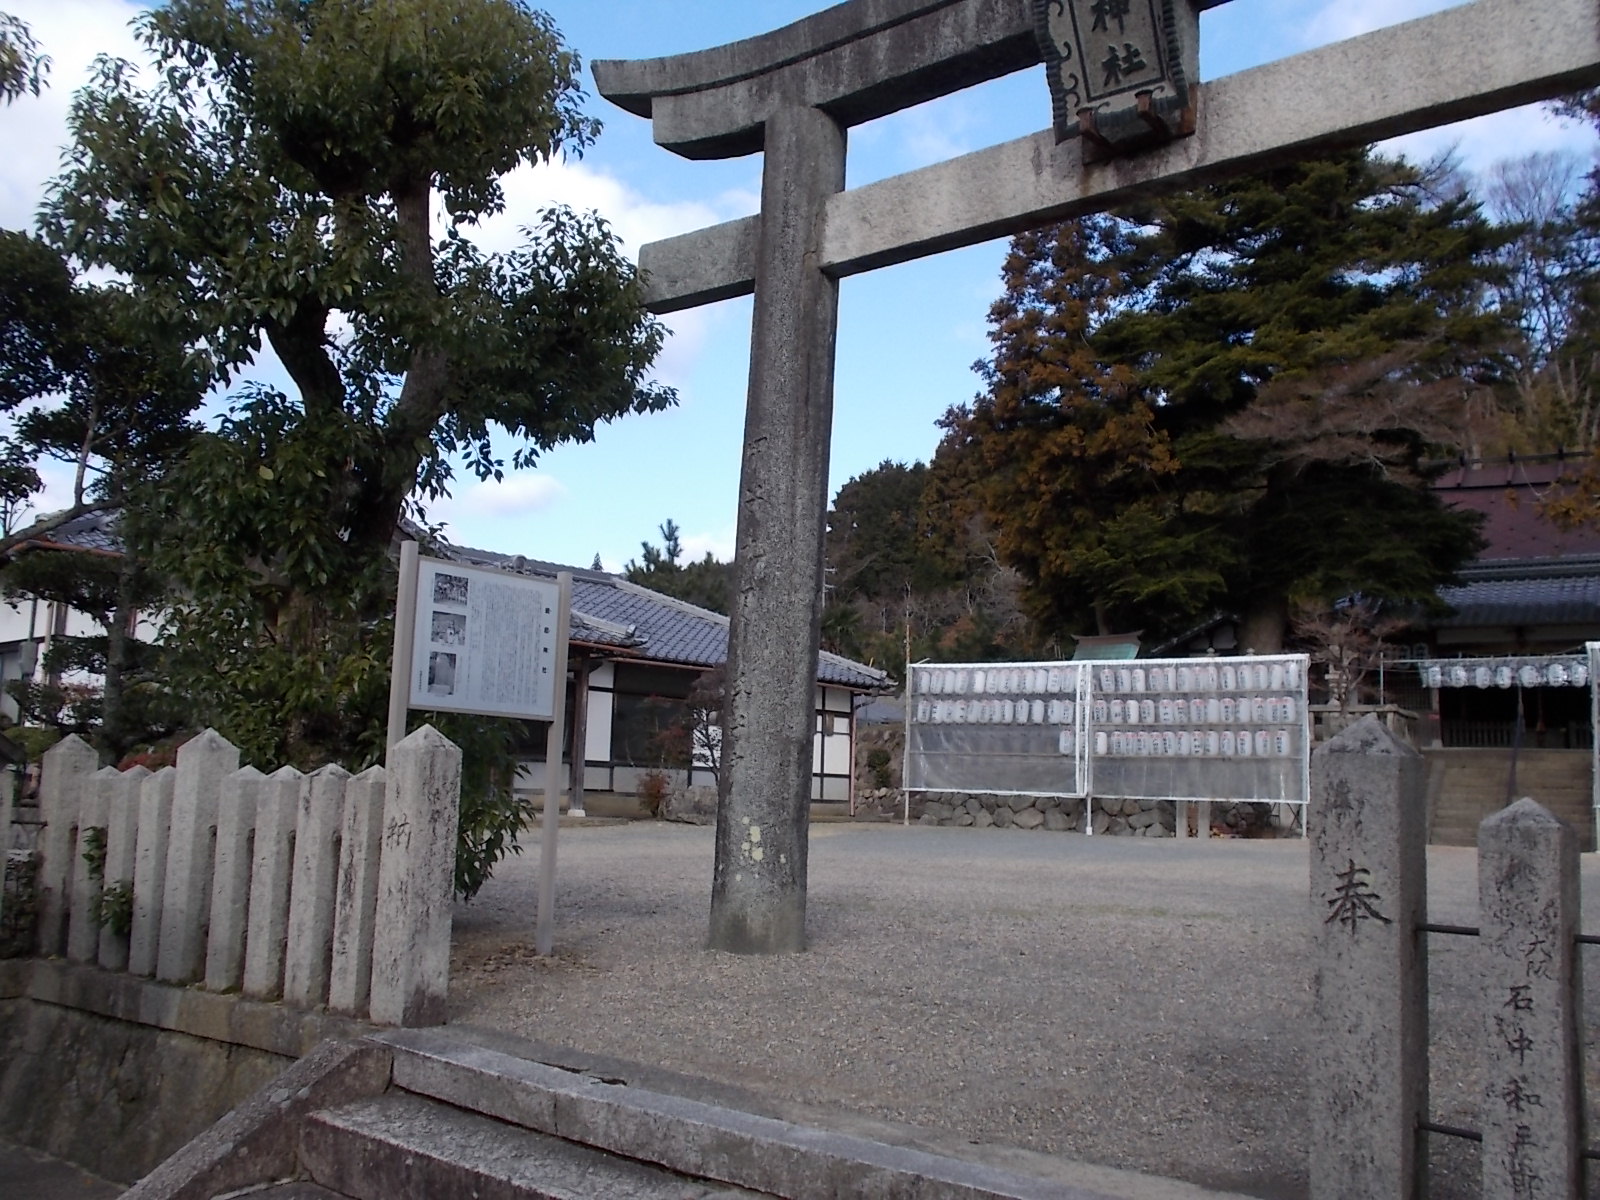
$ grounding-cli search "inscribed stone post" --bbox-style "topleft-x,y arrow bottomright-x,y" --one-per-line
157,730 -> 239,984
204,766 -> 264,993
1478,799 -> 1582,1200
36,735 -> 98,957
1308,715 -> 1427,1200
284,764 -> 349,1008
65,768 -> 113,963
328,765 -> 386,1016
370,726 -> 461,1027
708,104 -> 846,956
98,765 -> 147,971
129,767 -> 175,976
242,767 -> 302,1000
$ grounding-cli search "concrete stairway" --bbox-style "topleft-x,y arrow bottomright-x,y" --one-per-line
1425,748 -> 1594,850
299,1091 -> 759,1199
129,1028 -> 1251,1200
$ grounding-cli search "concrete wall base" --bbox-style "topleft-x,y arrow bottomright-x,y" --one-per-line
0,960 -> 372,1184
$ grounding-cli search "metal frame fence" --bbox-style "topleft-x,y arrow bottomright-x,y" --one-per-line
904,654 -> 1312,819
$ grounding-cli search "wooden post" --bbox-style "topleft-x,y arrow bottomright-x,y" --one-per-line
568,654 -> 591,819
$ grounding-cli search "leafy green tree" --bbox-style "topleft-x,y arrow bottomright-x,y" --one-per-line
625,519 -> 733,614
0,11 -> 46,103
0,232 -> 203,760
939,151 -> 1501,649
36,0 -> 672,772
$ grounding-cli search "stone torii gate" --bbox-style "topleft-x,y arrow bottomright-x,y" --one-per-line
593,0 -> 1600,957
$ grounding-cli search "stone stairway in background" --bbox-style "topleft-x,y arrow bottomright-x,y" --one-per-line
1424,748 -> 1594,851
123,1028 -> 1250,1200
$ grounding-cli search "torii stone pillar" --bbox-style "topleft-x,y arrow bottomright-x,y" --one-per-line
707,105 -> 845,952
595,0 -> 1600,954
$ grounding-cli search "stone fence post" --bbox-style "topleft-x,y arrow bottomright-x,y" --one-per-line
65,767 -> 112,963
35,735 -> 98,957
1478,799 -> 1582,1200
242,767 -> 302,1001
157,731 -> 239,984
204,766 -> 264,993
329,765 -> 386,1016
1309,715 -> 1427,1200
129,767 -> 175,977
98,765 -> 147,971
370,725 -> 461,1027
284,764 -> 349,1008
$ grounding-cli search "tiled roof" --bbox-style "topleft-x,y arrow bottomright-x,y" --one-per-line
435,539 -> 889,691
1433,458 -> 1600,561
25,510 -> 123,555
1434,557 -> 1600,629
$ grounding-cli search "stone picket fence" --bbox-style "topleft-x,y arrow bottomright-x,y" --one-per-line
6,725 -> 461,1027
1311,715 -> 1589,1199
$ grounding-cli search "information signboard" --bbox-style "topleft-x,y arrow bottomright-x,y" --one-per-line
406,555 -> 563,721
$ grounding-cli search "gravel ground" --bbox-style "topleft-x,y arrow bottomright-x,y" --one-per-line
448,823 -> 1600,1200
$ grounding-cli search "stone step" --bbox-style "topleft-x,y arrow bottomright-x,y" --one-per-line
301,1092 -> 764,1200
222,1184 -> 350,1199
372,1028 -> 1236,1200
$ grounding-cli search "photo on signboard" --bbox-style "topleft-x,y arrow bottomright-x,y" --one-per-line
433,573 -> 470,607
430,611 -> 468,646
427,651 -> 458,696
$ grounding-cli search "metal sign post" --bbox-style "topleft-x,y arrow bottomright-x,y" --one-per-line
535,573 -> 572,957
386,540 -> 423,750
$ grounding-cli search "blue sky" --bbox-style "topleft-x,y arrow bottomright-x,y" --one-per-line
2,0 -> 1595,570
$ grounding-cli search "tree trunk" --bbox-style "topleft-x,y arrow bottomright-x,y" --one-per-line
1239,593 -> 1289,654
98,553 -> 140,764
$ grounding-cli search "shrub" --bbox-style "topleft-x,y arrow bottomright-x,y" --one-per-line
637,769 -> 671,819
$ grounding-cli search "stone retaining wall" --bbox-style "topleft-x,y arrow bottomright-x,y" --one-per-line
854,788 -> 1302,837
854,790 -> 1176,836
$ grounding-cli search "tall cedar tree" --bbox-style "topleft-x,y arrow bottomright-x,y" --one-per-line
39,0 -> 673,769
938,151 -> 1502,649
933,215 -> 1205,640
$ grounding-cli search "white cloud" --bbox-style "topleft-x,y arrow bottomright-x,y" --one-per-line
678,525 -> 737,563
1303,0 -> 1466,46
0,0 -> 145,230
461,155 -> 746,262
1381,103 -> 1597,182
434,473 -> 567,524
